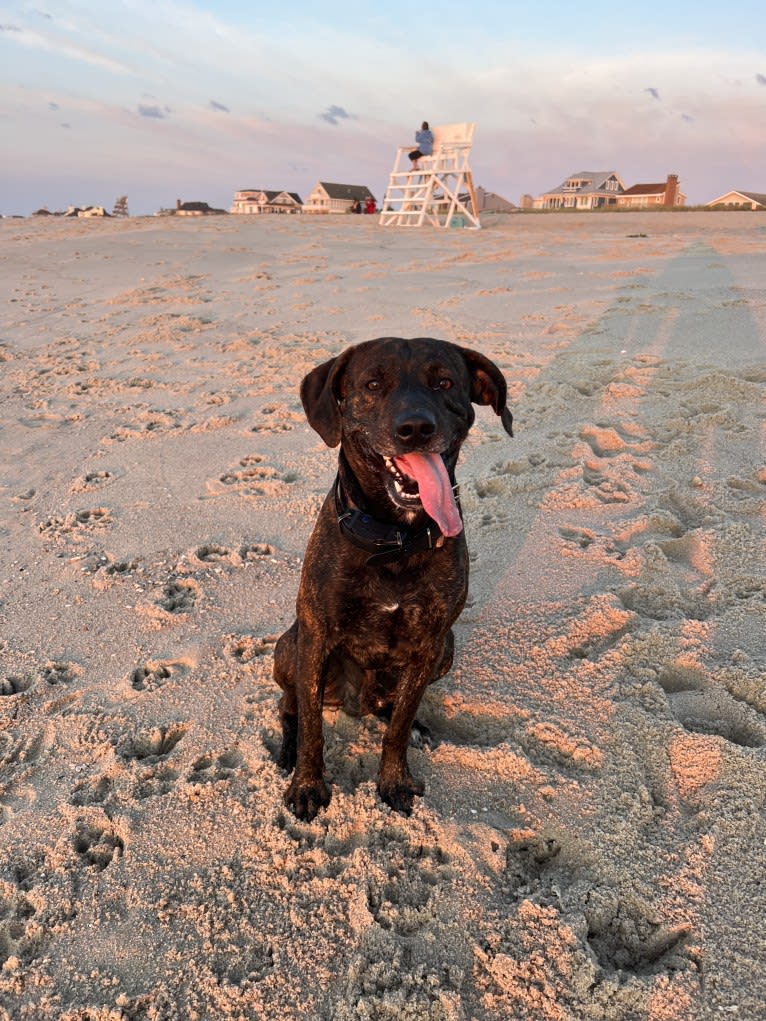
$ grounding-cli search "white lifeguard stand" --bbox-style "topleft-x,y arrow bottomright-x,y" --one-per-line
379,123 -> 480,229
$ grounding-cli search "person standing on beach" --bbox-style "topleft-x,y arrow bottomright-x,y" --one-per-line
408,121 -> 434,170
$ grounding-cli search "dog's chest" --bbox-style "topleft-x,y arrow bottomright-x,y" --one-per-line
331,566 -> 463,664
338,600 -> 431,665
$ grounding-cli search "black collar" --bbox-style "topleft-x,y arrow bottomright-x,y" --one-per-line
334,469 -> 454,567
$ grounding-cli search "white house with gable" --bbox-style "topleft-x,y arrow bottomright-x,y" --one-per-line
230,189 -> 303,214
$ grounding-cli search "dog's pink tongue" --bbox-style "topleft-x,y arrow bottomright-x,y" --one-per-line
394,452 -> 462,537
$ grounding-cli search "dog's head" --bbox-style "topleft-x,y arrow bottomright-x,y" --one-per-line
300,337 -> 514,535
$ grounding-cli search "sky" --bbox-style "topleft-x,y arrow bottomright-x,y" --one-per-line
1,0 -> 765,215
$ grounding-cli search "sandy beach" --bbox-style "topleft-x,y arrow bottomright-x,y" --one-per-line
0,210 -> 764,1020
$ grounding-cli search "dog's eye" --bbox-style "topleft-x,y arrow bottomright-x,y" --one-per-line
366,380 -> 381,392
436,378 -> 453,390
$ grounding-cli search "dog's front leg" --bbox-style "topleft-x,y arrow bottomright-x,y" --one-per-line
283,627 -> 331,821
378,663 -> 437,815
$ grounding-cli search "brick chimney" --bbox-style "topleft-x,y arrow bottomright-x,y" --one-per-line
664,174 -> 679,207
176,198 -> 182,210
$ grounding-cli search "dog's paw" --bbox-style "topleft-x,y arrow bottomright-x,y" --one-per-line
284,777 -> 331,821
378,773 -> 425,816
409,719 -> 434,751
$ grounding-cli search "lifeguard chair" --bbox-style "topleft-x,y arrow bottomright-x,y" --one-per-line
379,123 -> 480,229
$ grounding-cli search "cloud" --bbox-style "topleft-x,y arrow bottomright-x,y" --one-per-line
138,104 -> 170,119
757,73 -> 766,86
8,25 -> 133,73
210,100 -> 229,113
318,104 -> 354,126
645,87 -> 661,100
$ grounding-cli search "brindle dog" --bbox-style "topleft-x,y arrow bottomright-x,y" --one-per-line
273,337 -> 514,820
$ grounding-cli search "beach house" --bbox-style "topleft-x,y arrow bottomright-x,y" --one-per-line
174,200 -> 227,216
705,190 -> 766,210
303,182 -> 376,214
618,175 -> 686,208
475,187 -> 517,213
532,171 -> 625,210
230,190 -> 303,214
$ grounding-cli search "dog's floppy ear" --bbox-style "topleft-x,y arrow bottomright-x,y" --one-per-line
300,348 -> 354,447
458,346 -> 514,437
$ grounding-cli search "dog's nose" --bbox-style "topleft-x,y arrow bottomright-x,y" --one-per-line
395,411 -> 436,445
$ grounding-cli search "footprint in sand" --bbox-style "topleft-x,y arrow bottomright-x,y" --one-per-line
41,661 -> 81,686
136,578 -> 201,627
478,508 -> 511,529
220,461 -> 280,486
584,889 -> 691,977
70,775 -> 115,807
105,409 -> 184,444
558,525 -> 597,549
0,882 -> 43,966
207,454 -> 296,497
250,401 -> 303,433
240,542 -> 276,560
11,488 -> 36,503
192,543 -> 276,571
669,694 -> 765,748
0,674 -> 35,697
501,832 -> 693,983
188,748 -> 245,785
39,507 -> 112,543
654,662 -> 766,748
618,576 -> 712,623
195,543 -> 232,564
116,723 -> 188,763
73,819 -> 125,871
70,469 -> 116,494
224,633 -> 278,664
131,659 -> 191,692
523,721 -> 603,772
581,460 -> 632,504
105,557 -> 141,577
333,827 -> 470,1016
158,579 -> 199,614
617,526 -> 716,621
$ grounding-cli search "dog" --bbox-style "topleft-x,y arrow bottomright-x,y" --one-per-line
273,337 -> 514,820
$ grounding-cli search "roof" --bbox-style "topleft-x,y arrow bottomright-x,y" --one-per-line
621,182 -> 668,196
476,186 -> 517,212
542,171 -> 623,196
319,182 -> 374,201
176,201 -> 227,214
239,190 -> 303,203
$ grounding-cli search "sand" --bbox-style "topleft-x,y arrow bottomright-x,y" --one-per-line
0,210 -> 764,1020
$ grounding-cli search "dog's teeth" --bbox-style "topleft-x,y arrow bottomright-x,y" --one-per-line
383,456 -> 401,480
